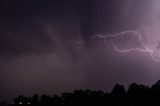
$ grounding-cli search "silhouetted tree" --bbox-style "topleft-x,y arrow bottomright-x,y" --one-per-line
11,80 -> 160,106
13,95 -> 28,105
110,84 -> 126,105
30,94 -> 39,104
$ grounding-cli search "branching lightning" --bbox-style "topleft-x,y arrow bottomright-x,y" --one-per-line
92,29 -> 160,62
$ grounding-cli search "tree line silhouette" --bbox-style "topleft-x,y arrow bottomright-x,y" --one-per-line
2,80 -> 160,105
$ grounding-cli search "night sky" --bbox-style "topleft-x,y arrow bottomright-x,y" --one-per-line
1,0 -> 160,102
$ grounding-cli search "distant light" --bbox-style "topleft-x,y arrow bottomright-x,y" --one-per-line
28,102 -> 31,104
19,102 -> 22,104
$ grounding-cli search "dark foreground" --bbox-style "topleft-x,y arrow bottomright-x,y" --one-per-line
2,80 -> 160,106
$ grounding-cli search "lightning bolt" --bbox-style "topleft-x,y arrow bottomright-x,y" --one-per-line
92,29 -> 160,62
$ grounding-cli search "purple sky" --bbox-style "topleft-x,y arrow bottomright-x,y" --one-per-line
1,0 -> 160,102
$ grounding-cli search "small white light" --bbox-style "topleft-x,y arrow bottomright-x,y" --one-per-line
19,101 -> 22,104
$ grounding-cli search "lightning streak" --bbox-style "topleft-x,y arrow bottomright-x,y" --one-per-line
92,31 -> 140,39
92,29 -> 160,62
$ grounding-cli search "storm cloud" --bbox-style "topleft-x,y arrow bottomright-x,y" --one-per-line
1,0 -> 160,102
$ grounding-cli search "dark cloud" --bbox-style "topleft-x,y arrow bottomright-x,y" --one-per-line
1,0 -> 153,55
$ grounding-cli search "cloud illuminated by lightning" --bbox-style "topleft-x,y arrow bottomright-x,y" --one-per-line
92,28 -> 160,62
